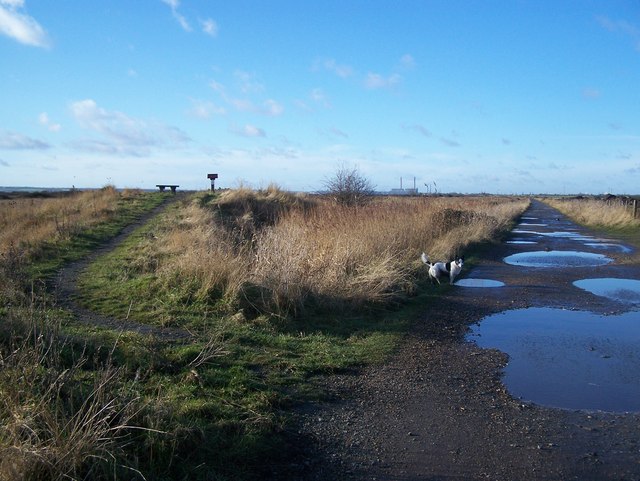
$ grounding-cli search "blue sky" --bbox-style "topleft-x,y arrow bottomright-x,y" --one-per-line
1,0 -> 639,194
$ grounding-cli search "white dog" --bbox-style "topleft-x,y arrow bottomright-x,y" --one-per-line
421,253 -> 464,285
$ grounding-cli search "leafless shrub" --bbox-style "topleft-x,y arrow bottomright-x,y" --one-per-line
322,164 -> 376,207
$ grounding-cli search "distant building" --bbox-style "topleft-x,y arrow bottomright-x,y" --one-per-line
389,188 -> 419,196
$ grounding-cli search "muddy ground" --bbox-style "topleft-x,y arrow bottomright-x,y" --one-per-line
281,200 -> 640,481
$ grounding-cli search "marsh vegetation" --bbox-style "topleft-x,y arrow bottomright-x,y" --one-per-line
0,186 -> 528,480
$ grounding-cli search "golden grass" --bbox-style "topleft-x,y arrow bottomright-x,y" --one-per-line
149,189 -> 529,317
0,187 -> 128,256
545,197 -> 640,229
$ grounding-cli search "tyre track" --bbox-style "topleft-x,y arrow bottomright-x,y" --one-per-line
54,194 -> 192,341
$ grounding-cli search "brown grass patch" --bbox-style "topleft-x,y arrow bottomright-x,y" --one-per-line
545,197 -> 640,229
0,187 -> 132,257
148,189 -> 529,317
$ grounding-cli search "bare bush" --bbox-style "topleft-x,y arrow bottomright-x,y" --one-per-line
322,164 -> 376,207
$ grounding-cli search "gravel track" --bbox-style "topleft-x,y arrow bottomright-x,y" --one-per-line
282,200 -> 640,481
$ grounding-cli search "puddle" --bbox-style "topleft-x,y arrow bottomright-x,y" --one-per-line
506,240 -> 537,245
574,278 -> 640,306
518,223 -> 548,227
511,230 -> 594,241
584,242 -> 632,253
455,278 -> 505,288
512,229 -> 544,235
504,250 -> 612,267
468,307 -> 640,412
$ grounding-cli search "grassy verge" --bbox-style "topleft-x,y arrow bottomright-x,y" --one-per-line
543,197 -> 640,259
1,188 -> 529,480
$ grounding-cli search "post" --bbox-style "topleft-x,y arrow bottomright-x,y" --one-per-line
207,173 -> 219,191
634,199 -> 638,219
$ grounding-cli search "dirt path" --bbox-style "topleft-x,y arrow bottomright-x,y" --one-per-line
54,193 -> 191,341
287,200 -> 640,481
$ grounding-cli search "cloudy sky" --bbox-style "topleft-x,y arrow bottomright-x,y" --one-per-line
1,1 -> 639,194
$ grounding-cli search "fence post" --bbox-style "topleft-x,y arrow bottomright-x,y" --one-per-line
634,199 -> 638,219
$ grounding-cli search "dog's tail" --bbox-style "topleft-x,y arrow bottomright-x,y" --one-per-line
420,252 -> 431,265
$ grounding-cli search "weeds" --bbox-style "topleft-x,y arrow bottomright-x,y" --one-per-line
79,189 -> 528,322
1,186 -> 529,480
544,196 -> 640,261
545,197 -> 640,229
0,316 -> 150,481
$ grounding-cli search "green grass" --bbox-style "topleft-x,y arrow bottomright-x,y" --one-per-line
27,192 -> 167,281
1,191 -> 525,480
69,203 -> 412,478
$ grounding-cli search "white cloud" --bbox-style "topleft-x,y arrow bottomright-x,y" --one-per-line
234,70 -> 264,94
263,99 -> 284,116
402,123 -> 460,147
364,72 -> 401,90
231,124 -> 266,138
187,98 -> 226,119
597,15 -> 640,51
38,112 -> 61,132
399,54 -> 416,69
0,129 -> 49,149
311,88 -> 331,108
313,58 -> 354,78
323,127 -> 349,139
402,123 -> 432,138
69,99 -> 190,155
209,75 -> 283,116
0,0 -> 50,48
201,18 -> 218,37
582,87 -> 601,99
161,0 -> 191,32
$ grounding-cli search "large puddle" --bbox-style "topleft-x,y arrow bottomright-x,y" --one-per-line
504,250 -> 612,267
574,278 -> 640,306
468,307 -> 640,412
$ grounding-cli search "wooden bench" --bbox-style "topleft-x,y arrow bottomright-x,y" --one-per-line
156,184 -> 179,193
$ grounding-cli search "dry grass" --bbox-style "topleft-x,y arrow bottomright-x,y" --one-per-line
149,189 -> 529,317
0,187 -> 131,257
0,318 -> 148,481
545,197 -> 640,229
0,186 -> 158,306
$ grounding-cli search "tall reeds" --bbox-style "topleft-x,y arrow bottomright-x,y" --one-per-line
150,189 -> 528,317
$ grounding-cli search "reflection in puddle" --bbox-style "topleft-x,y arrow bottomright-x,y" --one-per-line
504,250 -> 612,267
583,242 -> 632,253
518,223 -> 548,227
574,278 -> 640,306
506,240 -> 537,245
512,230 -> 594,241
456,278 -> 505,288
468,307 -> 640,412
